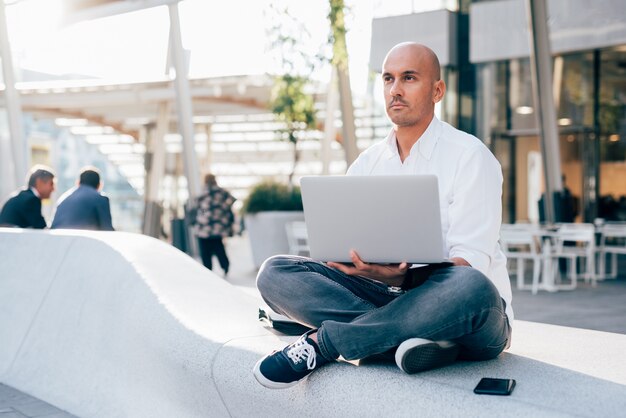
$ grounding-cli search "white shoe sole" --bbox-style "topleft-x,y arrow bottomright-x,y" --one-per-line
395,338 -> 459,374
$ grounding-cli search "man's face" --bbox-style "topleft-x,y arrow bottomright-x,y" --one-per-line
35,178 -> 55,200
382,46 -> 444,128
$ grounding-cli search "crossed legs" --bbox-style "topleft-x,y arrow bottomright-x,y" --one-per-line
257,255 -> 510,362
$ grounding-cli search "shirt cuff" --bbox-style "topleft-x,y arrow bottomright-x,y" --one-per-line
449,249 -> 490,276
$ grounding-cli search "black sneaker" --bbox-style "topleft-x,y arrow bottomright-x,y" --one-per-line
253,332 -> 329,389
395,338 -> 459,374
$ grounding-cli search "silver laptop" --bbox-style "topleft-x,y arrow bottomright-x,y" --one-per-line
300,175 -> 446,264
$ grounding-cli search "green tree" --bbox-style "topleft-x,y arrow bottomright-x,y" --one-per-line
328,0 -> 359,166
270,74 -> 317,185
267,6 -> 320,185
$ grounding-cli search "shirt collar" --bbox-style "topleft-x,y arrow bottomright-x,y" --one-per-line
30,187 -> 40,198
384,116 -> 441,161
384,130 -> 398,159
414,116 -> 441,160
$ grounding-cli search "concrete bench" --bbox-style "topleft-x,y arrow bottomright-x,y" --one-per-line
1,228 -> 625,417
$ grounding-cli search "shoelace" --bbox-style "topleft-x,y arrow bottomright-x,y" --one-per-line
286,337 -> 317,370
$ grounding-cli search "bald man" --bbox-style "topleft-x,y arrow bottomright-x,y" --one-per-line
253,43 -> 512,389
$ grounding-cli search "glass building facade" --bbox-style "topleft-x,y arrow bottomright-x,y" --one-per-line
477,45 -> 626,224
372,0 -> 626,224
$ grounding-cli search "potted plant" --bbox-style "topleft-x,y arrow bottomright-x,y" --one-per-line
242,181 -> 305,268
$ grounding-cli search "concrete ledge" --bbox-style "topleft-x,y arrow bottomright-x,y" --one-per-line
1,228 -> 625,417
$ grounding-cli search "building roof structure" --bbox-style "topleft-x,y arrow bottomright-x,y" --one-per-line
4,74 -> 275,140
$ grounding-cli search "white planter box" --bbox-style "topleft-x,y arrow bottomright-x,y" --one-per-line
244,211 -> 305,268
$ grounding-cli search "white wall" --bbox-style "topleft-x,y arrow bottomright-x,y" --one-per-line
470,0 -> 626,63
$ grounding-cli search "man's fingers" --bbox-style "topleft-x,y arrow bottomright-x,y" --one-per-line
327,261 -> 355,275
350,250 -> 369,269
329,256 -> 407,285
326,261 -> 343,270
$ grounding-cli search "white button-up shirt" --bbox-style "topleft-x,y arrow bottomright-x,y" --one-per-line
347,116 -> 513,323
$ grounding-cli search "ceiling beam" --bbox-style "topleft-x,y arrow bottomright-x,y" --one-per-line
24,106 -> 140,140
61,0 -> 181,25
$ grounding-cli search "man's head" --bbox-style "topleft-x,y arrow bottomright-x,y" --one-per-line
204,173 -> 217,187
381,42 -> 445,128
27,165 -> 55,199
79,167 -> 101,190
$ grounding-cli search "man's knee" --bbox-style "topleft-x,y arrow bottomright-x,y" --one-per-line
445,266 -> 501,308
257,255 -> 285,293
256,255 -> 304,296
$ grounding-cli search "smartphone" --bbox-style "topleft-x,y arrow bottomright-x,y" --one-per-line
473,378 -> 516,396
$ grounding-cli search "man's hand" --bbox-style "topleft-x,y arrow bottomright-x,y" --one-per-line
326,250 -> 409,287
450,257 -> 471,267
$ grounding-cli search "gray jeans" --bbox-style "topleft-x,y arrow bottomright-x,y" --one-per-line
257,255 -> 511,362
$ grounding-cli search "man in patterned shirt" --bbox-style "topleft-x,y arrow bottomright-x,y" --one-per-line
191,173 -> 236,276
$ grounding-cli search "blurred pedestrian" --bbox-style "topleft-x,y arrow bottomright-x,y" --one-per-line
191,173 -> 236,276
559,175 -> 578,222
0,165 -> 55,228
51,167 -> 114,231
538,175 -> 579,224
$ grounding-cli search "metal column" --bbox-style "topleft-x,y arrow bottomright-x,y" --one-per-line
0,1 -> 26,189
168,3 -> 201,200
143,102 -> 169,237
336,65 -> 359,168
477,63 -> 495,148
202,123 -> 212,175
525,0 -> 563,224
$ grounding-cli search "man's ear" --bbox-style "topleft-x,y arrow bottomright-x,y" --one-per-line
433,80 -> 446,103
35,178 -> 46,191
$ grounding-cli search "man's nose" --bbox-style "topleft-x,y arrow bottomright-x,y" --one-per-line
389,80 -> 402,96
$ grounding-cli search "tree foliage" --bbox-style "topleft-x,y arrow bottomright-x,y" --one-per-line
242,181 -> 303,214
271,74 -> 317,145
266,5 -> 321,184
328,0 -> 349,70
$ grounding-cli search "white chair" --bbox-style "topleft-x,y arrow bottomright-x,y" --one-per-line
500,224 -> 542,293
549,223 -> 597,288
285,221 -> 310,257
598,222 -> 626,279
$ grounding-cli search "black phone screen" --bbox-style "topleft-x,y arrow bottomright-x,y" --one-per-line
473,378 -> 516,395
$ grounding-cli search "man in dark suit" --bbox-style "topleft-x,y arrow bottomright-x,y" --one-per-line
51,167 -> 114,231
0,165 -> 55,228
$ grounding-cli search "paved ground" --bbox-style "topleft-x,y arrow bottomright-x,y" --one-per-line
511,274 -> 626,334
2,233 -> 625,416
